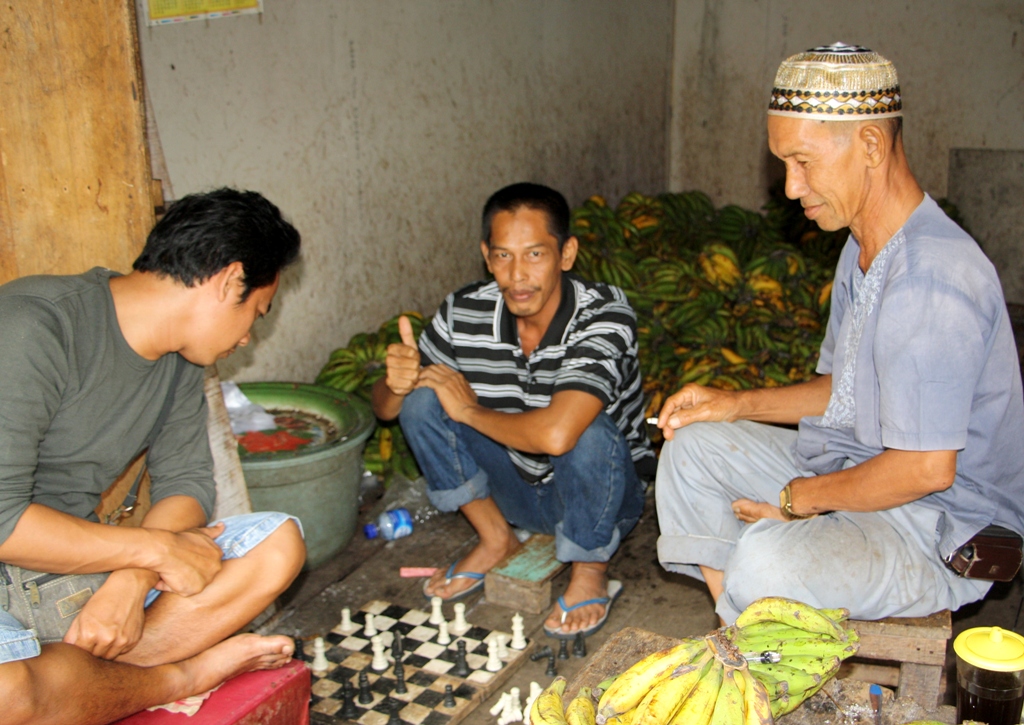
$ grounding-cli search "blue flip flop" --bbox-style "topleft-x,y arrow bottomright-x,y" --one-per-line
543,579 -> 623,639
422,560 -> 485,602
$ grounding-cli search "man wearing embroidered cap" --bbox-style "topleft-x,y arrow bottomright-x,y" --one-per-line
655,44 -> 1024,622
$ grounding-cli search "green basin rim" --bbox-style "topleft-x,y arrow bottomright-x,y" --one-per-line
236,382 -> 375,465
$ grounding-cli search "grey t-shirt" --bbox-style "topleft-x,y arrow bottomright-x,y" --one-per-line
0,268 -> 215,546
794,195 -> 1024,558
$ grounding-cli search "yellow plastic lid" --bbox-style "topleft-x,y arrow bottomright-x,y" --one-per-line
954,627 -> 1024,672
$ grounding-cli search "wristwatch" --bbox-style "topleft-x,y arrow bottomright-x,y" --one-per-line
779,482 -> 816,521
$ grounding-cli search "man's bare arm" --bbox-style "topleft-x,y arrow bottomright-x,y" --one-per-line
371,316 -> 421,421
416,364 -> 604,456
658,374 -> 832,440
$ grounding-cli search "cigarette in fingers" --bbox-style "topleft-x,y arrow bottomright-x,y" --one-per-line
646,416 -> 659,425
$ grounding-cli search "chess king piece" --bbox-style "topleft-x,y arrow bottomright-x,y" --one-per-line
429,595 -> 445,625
450,602 -> 469,636
510,613 -> 527,650
339,606 -> 357,634
437,619 -> 451,645
370,634 -> 389,672
485,637 -> 502,672
310,636 -> 329,674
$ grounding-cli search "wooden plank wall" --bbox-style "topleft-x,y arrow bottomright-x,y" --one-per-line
0,0 -> 155,284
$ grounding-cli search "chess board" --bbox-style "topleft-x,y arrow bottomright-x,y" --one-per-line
297,600 -> 535,725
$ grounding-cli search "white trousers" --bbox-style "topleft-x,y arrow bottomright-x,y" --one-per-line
655,420 -> 990,623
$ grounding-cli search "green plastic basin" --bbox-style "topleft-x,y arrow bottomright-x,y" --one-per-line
236,382 -> 375,569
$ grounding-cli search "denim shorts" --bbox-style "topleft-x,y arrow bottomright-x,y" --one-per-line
0,511 -> 300,664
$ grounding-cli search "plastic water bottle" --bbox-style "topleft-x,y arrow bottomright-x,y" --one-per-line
364,508 -> 413,540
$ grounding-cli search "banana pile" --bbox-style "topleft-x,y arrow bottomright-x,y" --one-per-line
315,311 -> 428,481
528,597 -> 859,725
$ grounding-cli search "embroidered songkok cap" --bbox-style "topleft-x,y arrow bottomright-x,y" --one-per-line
768,42 -> 902,120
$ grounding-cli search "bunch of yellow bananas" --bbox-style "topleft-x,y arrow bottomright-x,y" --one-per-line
530,597 -> 859,725
727,597 -> 860,719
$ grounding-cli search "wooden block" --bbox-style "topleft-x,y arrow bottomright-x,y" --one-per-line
849,610 -> 951,667
484,534 -> 567,613
565,626 -> 680,705
898,662 -> 945,709
839,660 -> 901,687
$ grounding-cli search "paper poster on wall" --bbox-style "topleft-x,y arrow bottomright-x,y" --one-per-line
144,0 -> 263,26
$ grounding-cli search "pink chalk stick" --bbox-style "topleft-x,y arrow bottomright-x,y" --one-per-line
400,567 -> 438,578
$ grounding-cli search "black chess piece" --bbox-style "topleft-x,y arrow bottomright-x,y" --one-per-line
443,684 -> 456,708
557,638 -> 569,660
393,661 -> 407,695
386,701 -> 402,725
392,631 -> 404,660
529,645 -> 553,661
452,639 -> 471,677
340,681 -> 360,720
545,653 -> 558,677
358,671 -> 373,705
572,632 -> 587,658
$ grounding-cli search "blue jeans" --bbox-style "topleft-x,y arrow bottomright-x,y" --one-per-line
399,388 -> 645,563
0,511 -> 300,664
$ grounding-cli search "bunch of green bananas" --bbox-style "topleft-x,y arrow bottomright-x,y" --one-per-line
727,596 -> 860,719
590,631 -> 773,725
530,597 -> 859,725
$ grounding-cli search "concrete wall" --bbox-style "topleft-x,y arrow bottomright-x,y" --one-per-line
138,1 -> 674,383
669,1 -> 1024,210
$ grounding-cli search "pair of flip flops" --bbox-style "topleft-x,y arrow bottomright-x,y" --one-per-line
421,560 -> 485,602
543,579 -> 623,640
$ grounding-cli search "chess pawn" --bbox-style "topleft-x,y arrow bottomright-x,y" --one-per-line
364,614 -> 378,638
496,633 -> 509,660
339,606 -> 357,634
310,636 -> 329,674
509,686 -> 522,718
485,637 -> 502,672
370,634 -> 389,672
489,692 -> 511,717
443,684 -> 457,708
429,595 -> 445,625
436,619 -> 451,645
450,602 -> 469,636
510,613 -> 527,649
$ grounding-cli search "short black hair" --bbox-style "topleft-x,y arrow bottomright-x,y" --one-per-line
481,182 -> 571,250
133,188 -> 300,300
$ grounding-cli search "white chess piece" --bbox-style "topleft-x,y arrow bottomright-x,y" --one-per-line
437,620 -> 451,645
370,634 -> 389,671
451,602 -> 469,636
311,636 -> 329,674
496,633 -> 509,660
509,687 -> 523,722
489,692 -> 510,717
485,637 -> 502,672
364,614 -> 378,638
523,682 -> 543,725
339,607 -> 357,634
429,595 -> 445,625
510,613 -> 526,649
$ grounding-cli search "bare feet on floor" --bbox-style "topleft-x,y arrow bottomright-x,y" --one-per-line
176,633 -> 295,698
423,533 -> 522,600
545,561 -> 609,634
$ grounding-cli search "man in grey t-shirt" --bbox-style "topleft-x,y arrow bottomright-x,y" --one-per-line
0,189 -> 306,724
654,45 -> 1024,624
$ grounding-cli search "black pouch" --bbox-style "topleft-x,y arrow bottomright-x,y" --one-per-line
945,525 -> 1023,582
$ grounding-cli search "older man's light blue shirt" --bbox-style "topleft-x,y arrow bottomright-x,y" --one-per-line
794,194 -> 1024,559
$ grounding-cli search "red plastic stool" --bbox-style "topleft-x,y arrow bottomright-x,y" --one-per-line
113,659 -> 310,725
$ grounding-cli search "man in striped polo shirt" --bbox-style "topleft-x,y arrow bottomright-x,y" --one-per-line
372,183 -> 654,638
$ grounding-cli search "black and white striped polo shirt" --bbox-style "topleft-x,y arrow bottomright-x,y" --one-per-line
419,273 -> 654,484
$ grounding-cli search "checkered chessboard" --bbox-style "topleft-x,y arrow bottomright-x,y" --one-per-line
296,600 -> 535,725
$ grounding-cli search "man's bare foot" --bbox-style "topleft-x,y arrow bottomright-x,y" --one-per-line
424,534 -> 522,600
545,562 -> 609,634
175,633 -> 294,698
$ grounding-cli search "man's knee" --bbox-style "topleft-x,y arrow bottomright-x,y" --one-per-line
398,387 -> 440,430
0,660 -> 38,725
243,519 -> 305,593
558,413 -> 629,467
